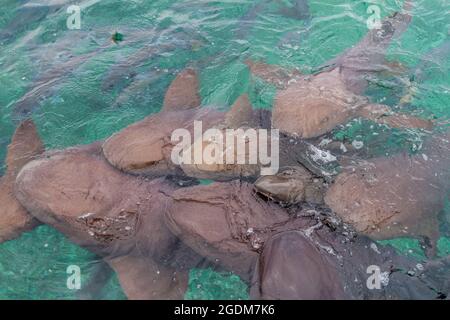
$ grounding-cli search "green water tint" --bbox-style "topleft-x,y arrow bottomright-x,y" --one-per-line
437,238 -> 450,257
185,268 -> 249,300
378,237 -> 450,261
199,179 -> 215,185
0,225 -> 126,300
0,225 -> 249,300
332,118 -> 429,157
0,0 -> 449,299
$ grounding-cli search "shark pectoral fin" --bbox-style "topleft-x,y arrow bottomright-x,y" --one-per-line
162,68 -> 201,112
0,175 -> 40,243
225,94 -> 256,128
245,59 -> 301,88
107,254 -> 188,300
0,120 -> 44,243
357,104 -> 434,130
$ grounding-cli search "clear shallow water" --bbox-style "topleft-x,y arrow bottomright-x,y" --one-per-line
0,0 -> 449,299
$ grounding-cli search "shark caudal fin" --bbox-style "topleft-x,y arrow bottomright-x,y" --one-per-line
327,0 -> 414,94
162,68 -> 201,112
0,119 -> 44,243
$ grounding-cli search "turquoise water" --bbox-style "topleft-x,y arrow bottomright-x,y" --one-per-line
0,0 -> 449,299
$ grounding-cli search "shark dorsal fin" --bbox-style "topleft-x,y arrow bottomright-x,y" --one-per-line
0,119 -> 43,242
162,68 -> 201,112
6,119 -> 44,175
225,94 -> 255,128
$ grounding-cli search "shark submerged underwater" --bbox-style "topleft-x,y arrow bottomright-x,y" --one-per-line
0,0 -> 449,300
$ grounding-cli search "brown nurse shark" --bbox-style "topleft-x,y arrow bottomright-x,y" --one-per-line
163,180 -> 449,299
254,130 -> 450,256
14,141 -> 202,299
102,68 -> 278,181
246,0 -> 433,139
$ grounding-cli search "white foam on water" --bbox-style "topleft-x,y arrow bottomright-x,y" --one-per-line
352,140 -> 364,150
308,145 -> 337,164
